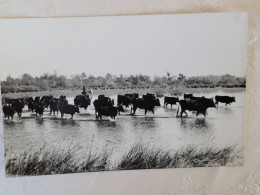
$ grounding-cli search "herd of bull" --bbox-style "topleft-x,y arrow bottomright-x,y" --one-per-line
2,93 -> 236,120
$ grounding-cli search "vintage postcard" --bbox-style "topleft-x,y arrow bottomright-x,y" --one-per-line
0,13 -> 247,176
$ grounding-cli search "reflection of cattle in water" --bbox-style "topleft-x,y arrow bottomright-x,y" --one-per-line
164,96 -> 179,107
177,97 -> 216,117
74,95 -> 91,110
215,96 -> 235,107
3,105 -> 15,120
179,118 -> 212,130
132,93 -> 161,115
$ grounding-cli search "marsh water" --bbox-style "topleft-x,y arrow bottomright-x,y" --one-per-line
3,91 -> 245,164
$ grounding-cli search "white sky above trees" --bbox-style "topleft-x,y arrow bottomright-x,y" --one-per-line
0,13 -> 247,80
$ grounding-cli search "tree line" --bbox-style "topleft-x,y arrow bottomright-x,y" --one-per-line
1,72 -> 246,93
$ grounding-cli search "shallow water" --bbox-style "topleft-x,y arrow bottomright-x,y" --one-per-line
3,91 -> 245,164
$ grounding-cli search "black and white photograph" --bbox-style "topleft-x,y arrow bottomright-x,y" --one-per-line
0,13 -> 247,177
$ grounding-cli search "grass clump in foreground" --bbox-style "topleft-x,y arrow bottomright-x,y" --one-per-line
5,144 -> 243,176
118,145 -> 243,170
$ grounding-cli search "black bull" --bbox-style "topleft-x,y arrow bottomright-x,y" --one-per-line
164,96 -> 179,107
215,95 -> 235,106
132,98 -> 161,115
177,98 -> 216,117
3,105 -> 15,120
74,95 -> 91,109
95,106 -> 124,120
59,104 -> 79,119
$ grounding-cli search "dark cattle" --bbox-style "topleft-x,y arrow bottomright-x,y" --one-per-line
27,97 -> 35,112
177,97 -> 216,117
190,96 -> 204,101
35,96 -> 40,103
59,104 -> 79,119
41,95 -> 53,108
59,96 -> 68,105
215,96 -> 235,107
96,105 -> 124,120
74,95 -> 91,110
143,93 -> 156,100
35,103 -> 44,117
164,96 -> 179,107
98,95 -> 114,105
93,98 -> 114,114
125,93 -> 139,99
3,105 -> 15,120
184,94 -> 193,100
132,97 -> 161,115
49,98 -> 59,115
117,95 -> 132,108
11,99 -> 24,117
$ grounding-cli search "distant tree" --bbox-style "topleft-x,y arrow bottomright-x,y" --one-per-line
5,75 -> 15,86
177,73 -> 186,82
20,74 -> 35,85
39,79 -> 49,90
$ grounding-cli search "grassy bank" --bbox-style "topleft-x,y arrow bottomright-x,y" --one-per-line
6,144 -> 243,176
1,87 -> 245,99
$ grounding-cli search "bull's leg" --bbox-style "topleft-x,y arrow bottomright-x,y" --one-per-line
96,113 -> 98,119
7,115 -> 9,120
171,104 -> 172,108
152,109 -> 154,114
132,107 -> 137,115
145,109 -> 147,115
71,114 -> 73,119
196,112 -> 199,117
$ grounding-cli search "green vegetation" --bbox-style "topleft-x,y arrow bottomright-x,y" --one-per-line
6,143 -> 243,176
1,72 -> 245,94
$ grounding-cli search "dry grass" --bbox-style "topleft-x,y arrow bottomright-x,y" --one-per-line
5,143 -> 243,176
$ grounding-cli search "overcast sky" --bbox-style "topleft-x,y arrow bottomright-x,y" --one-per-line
0,12 -> 247,80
